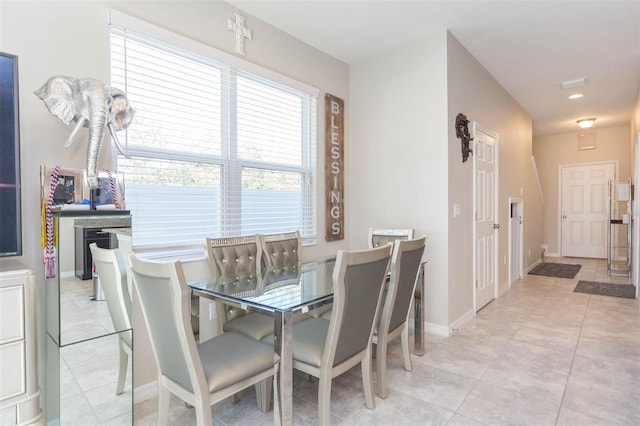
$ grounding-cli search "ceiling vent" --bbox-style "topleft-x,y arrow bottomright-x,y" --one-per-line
560,77 -> 588,89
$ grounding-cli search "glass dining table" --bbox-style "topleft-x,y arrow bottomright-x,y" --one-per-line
187,257 -> 427,426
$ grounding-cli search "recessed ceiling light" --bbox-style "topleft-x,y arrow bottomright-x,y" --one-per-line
568,93 -> 583,100
577,118 -> 596,128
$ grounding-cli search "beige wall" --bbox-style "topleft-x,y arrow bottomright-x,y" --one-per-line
446,33 -> 540,325
349,31 -> 538,334
632,90 -> 640,287
533,125 -> 631,255
350,33 -> 450,331
1,0 -> 349,397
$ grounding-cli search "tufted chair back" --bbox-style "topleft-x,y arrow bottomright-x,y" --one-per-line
206,235 -> 262,277
205,235 -> 266,335
261,231 -> 301,273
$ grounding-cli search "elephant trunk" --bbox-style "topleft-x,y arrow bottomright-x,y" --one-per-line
86,99 -> 108,190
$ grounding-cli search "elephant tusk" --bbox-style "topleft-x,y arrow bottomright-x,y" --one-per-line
108,123 -> 130,158
65,117 -> 86,148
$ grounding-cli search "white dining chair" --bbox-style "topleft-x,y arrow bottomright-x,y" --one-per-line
129,254 -> 280,426
89,243 -> 132,395
260,231 -> 301,273
368,227 -> 415,249
373,236 -> 426,398
206,235 -> 274,340
285,245 -> 392,424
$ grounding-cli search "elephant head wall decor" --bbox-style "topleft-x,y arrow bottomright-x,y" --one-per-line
35,76 -> 135,189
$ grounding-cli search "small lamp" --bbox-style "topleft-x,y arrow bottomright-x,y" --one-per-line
577,118 -> 596,129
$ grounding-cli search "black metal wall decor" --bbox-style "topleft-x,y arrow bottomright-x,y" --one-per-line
455,113 -> 473,162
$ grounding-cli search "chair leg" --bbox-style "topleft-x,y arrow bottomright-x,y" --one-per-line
362,349 -> 375,410
273,364 -> 281,425
401,323 -> 412,372
116,340 -> 128,395
194,397 -> 212,426
157,382 -> 170,426
255,377 -> 272,412
375,337 -> 388,399
318,372 -> 332,425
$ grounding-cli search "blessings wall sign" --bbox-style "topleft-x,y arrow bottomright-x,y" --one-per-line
325,93 -> 344,241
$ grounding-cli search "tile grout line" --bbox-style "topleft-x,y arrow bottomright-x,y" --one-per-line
552,278 -> 590,426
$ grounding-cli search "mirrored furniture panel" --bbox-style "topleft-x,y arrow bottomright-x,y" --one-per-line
46,211 -> 132,425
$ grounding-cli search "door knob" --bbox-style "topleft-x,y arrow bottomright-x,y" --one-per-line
493,224 -> 500,229
562,215 -> 567,219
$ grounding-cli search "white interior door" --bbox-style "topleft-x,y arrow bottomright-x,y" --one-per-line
474,124 -> 498,311
560,163 -> 615,258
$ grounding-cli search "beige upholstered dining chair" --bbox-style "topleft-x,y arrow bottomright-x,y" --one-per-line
370,228 -> 423,320
261,231 -> 301,272
373,236 -> 426,398
128,254 -> 280,426
368,228 -> 414,249
206,235 -> 274,340
287,245 -> 393,424
89,243 -> 132,396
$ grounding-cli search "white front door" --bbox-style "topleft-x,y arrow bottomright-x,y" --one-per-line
560,163 -> 615,258
474,124 -> 498,311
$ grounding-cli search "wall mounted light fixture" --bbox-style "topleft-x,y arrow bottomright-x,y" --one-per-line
577,117 -> 596,129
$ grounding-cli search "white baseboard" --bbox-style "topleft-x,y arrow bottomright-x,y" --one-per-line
449,308 -> 475,333
425,322 -> 450,337
134,381 -> 157,405
526,258 -> 542,272
499,282 -> 510,296
543,252 -> 560,258
425,307 -> 475,338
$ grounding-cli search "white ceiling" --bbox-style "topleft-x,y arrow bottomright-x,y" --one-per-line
228,0 -> 640,137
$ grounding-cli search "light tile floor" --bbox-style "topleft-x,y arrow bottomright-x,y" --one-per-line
132,257 -> 640,425
56,276 -> 133,425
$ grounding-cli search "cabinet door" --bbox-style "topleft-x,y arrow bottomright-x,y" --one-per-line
0,341 -> 26,401
0,285 -> 24,344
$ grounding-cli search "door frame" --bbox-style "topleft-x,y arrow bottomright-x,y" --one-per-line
557,160 -> 618,257
472,122 -> 499,312
508,197 -> 523,286
633,131 -> 640,297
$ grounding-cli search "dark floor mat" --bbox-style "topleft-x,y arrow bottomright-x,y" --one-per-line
574,281 -> 636,299
528,262 -> 581,279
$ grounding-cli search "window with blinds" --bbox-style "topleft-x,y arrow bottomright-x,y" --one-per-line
110,25 -> 317,250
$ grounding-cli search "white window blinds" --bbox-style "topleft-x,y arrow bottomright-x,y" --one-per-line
109,15 -> 317,250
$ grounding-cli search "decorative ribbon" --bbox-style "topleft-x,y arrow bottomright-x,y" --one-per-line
44,165 -> 60,278
105,169 -> 121,209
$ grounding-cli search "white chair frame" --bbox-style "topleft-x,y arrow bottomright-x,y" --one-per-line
373,236 -> 426,398
129,254 -> 280,426
368,228 -> 415,248
89,243 -> 132,395
291,245 -> 393,424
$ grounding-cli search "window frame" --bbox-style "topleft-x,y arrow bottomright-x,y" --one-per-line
109,10 -> 318,250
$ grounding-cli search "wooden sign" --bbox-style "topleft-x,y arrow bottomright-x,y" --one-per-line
325,93 -> 344,241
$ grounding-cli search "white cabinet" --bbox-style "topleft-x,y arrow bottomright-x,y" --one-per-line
0,260 -> 43,425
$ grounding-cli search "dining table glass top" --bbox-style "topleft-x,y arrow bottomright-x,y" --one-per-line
187,257 -> 336,314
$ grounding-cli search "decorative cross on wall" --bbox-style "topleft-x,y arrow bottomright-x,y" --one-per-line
228,13 -> 252,56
